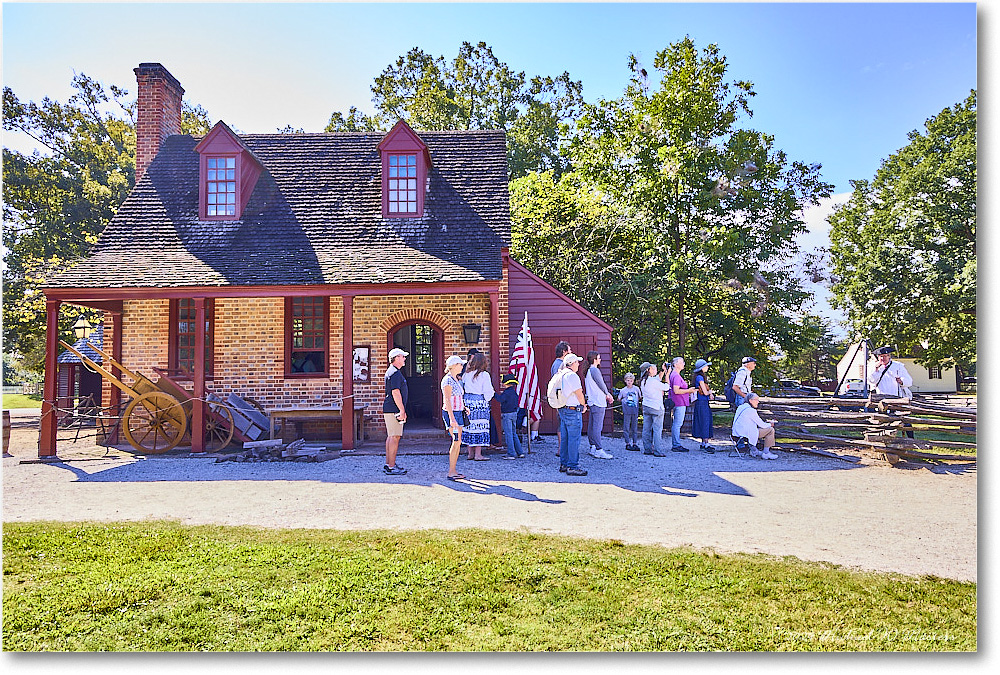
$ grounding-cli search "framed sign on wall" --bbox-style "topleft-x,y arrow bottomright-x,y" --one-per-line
353,345 -> 371,383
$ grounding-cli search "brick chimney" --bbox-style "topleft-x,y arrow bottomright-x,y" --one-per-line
133,63 -> 184,181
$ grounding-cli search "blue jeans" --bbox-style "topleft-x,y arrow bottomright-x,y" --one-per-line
671,405 -> 687,448
587,404 -> 606,450
641,406 -> 665,455
622,408 -> 639,446
558,407 -> 583,469
501,411 -> 523,457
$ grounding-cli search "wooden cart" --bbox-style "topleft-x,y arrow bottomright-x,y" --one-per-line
58,341 -> 240,454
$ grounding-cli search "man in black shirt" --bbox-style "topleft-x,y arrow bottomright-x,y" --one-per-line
383,347 -> 409,475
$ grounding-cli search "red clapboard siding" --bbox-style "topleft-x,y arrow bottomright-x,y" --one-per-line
505,255 -> 614,435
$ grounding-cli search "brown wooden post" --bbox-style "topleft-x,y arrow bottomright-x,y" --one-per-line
38,298 -> 61,457
191,297 -> 206,453
342,294 -> 355,451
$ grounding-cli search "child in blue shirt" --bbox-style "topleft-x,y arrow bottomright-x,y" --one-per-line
498,374 -> 525,459
618,372 -> 641,451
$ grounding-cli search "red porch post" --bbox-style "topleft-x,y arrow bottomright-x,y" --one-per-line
489,291 -> 501,439
38,298 -> 61,457
342,294 -> 355,451
191,297 -> 206,453
108,307 -> 124,445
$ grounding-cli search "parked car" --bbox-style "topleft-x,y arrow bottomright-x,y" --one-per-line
839,379 -> 866,397
767,379 -> 822,397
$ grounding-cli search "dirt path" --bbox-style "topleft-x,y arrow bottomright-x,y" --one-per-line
2,426 -> 977,582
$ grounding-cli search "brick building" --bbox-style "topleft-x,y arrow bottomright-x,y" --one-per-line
37,63 -> 611,456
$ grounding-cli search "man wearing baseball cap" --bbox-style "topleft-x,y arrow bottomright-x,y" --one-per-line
383,347 -> 409,475
732,356 -> 756,407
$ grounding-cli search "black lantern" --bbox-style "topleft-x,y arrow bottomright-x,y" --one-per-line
73,315 -> 93,341
462,323 -> 482,345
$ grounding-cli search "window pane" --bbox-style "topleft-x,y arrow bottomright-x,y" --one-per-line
226,169 -> 235,180
226,157 -> 235,168
389,202 -> 398,213
389,155 -> 398,166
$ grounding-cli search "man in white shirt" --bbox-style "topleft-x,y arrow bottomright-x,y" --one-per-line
868,346 -> 913,398
555,353 -> 588,476
732,356 -> 756,407
731,393 -> 778,460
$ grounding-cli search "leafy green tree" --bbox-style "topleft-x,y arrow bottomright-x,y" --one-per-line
513,38 -> 832,380
828,91 -> 976,372
327,41 -> 583,178
775,316 -> 843,386
3,74 -> 211,371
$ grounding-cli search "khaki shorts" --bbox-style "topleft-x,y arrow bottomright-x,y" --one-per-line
383,412 -> 404,437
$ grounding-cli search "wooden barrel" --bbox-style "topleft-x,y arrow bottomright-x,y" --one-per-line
3,410 -> 10,455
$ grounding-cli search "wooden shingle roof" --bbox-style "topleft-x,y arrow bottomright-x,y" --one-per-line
48,130 -> 509,288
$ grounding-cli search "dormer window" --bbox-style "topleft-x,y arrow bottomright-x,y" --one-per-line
388,154 -> 418,214
194,121 -> 263,221
206,156 -> 237,217
378,120 -> 432,218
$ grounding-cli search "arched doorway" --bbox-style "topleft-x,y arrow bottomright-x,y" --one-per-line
388,321 -> 444,428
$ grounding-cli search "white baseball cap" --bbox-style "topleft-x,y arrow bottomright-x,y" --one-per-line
388,348 -> 409,360
445,355 -> 467,368
562,353 -> 583,365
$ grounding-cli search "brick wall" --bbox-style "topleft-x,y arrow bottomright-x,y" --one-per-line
114,292 -> 504,441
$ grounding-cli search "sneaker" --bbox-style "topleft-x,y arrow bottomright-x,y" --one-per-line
588,446 -> 603,459
760,449 -> 778,460
749,447 -> 763,459
383,465 -> 407,475
559,464 -> 568,473
642,448 -> 653,455
502,455 -> 518,460
671,445 -> 689,453
597,448 -> 614,459
701,445 -> 716,454
531,435 -> 545,443
517,454 -> 526,459
566,467 -> 588,476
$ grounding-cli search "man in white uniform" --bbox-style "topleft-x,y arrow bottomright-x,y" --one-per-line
731,393 -> 778,460
867,346 -> 913,398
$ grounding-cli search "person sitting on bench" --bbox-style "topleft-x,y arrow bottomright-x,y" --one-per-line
731,392 -> 778,460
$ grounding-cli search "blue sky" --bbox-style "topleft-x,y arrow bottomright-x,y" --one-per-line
1,1 -> 980,331
2,1 -> 977,193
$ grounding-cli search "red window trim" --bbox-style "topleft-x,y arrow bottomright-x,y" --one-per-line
199,153 -> 241,221
380,153 -> 428,218
385,153 -> 419,216
284,296 -> 330,378
167,298 -> 215,379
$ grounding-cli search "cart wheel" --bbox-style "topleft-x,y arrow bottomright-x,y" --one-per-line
123,392 -> 187,454
205,405 -> 235,452
244,396 -> 267,416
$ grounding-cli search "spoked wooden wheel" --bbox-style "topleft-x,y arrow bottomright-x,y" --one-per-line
205,405 -> 235,452
123,392 -> 187,454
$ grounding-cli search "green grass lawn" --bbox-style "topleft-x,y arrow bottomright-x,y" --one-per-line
3,393 -> 43,409
2,522 -> 975,651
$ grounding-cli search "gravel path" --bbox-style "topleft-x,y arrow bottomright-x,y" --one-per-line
2,426 -> 977,582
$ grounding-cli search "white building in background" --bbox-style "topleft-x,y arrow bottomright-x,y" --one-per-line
835,341 -> 958,395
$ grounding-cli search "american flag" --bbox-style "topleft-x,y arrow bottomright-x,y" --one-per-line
508,311 -> 542,421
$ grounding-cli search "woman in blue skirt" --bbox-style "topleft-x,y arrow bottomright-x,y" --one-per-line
691,358 -> 715,453
461,352 -> 495,460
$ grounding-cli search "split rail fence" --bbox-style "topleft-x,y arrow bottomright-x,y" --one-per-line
754,395 -> 977,464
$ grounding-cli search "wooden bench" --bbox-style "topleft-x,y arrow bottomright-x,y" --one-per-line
268,404 -> 368,446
